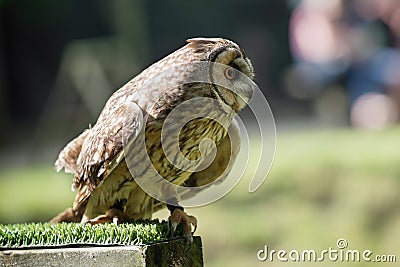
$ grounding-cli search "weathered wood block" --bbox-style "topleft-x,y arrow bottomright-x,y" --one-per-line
0,237 -> 203,267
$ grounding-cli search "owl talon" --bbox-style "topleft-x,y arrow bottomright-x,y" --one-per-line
86,215 -> 113,225
168,208 -> 197,244
50,207 -> 82,223
85,208 -> 131,225
169,221 -> 178,238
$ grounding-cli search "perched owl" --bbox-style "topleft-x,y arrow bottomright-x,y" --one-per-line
51,37 -> 255,242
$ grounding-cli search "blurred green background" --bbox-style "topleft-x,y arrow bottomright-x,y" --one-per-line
1,0 -> 399,266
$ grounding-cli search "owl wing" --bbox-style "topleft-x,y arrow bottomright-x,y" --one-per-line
55,99 -> 143,209
55,130 -> 90,174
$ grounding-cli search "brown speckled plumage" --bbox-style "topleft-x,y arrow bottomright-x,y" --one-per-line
52,37 -> 255,224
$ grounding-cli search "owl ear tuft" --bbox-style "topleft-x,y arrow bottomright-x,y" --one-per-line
186,37 -> 223,47
186,38 -> 225,53
187,37 -> 215,44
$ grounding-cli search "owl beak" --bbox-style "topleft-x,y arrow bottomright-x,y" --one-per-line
243,82 -> 254,103
235,81 -> 254,105
228,81 -> 254,112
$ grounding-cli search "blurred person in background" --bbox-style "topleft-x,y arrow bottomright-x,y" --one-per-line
287,0 -> 400,129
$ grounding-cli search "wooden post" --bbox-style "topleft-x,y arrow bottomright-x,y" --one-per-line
0,237 -> 203,267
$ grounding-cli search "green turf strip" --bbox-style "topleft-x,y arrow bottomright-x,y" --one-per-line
0,220 -> 180,248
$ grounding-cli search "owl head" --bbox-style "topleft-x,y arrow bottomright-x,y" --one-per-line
187,37 -> 255,113
129,37 -> 256,118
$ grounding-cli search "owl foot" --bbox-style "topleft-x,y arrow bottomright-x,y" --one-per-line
86,208 -> 131,225
50,207 -> 82,223
168,207 -> 197,244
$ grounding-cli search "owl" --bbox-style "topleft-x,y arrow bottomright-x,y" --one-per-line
51,37 -> 255,243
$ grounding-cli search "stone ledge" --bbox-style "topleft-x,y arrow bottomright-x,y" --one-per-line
0,236 -> 203,267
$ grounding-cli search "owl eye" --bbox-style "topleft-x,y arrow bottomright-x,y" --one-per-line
224,67 -> 236,80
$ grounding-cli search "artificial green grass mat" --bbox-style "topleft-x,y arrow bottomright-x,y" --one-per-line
0,220 -> 181,249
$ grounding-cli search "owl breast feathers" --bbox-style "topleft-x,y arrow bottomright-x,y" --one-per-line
52,37 -> 255,223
